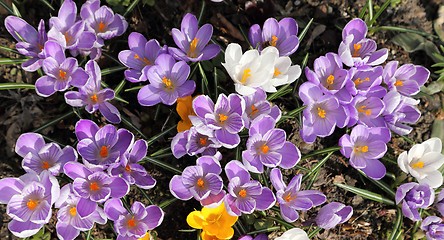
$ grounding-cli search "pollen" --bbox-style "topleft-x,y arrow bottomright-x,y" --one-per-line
188,38 -> 199,58
199,137 -> 207,146
238,189 -> 247,198
162,76 -> 174,90
196,178 -> 205,188
273,67 -> 281,77
89,182 -> 100,191
284,193 -> 295,202
64,33 -> 72,43
394,79 -> 404,87
352,43 -> 362,57
218,113 -> 228,123
260,144 -> 270,154
250,104 -> 259,116
26,199 -> 38,210
134,54 -> 151,66
98,21 -> 106,32
41,161 -> 50,170
69,207 -> 77,216
411,161 -> 425,169
317,107 -> 326,119
99,146 -> 109,158
326,74 -> 335,85
240,68 -> 251,84
354,77 -> 370,86
354,145 -> 369,153
125,165 -> 131,172
127,217 -> 137,228
59,69 -> 67,80
357,105 -> 372,116
270,35 -> 278,47
90,94 -> 98,103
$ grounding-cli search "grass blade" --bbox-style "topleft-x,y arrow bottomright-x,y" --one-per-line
39,0 -> 55,11
301,146 -> 340,160
388,207 -> 403,240
101,66 -> 126,76
123,0 -> 140,17
124,85 -> 143,92
0,83 -> 34,90
11,2 -> 21,17
0,58 -> 28,64
0,45 -> 20,54
32,111 -> 76,133
143,156 -> 182,174
0,0 -> 14,15
114,79 -> 126,95
308,227 -> 322,238
357,170 -> 396,199
334,183 -> 395,205
246,226 -> 281,235
367,0 -> 392,27
298,18 -> 314,42
302,151 -> 335,181
197,62 -> 210,96
147,124 -> 176,146
367,0 -> 373,23
121,115 -> 148,139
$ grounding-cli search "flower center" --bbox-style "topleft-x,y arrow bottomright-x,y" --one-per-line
199,137 -> 207,146
188,37 -> 199,58
89,181 -> 100,191
196,178 -> 205,188
357,105 -> 372,116
64,32 -> 72,43
238,189 -> 247,198
240,68 -> 251,84
41,161 -> 51,170
317,107 -> 326,119
411,161 -> 424,169
326,74 -> 335,85
353,77 -> 370,86
100,146 -> 109,158
394,79 -> 404,87
26,199 -> 39,210
284,192 -> 296,202
90,94 -> 98,103
59,69 -> 67,80
352,43 -> 361,57
98,21 -> 106,32
162,76 -> 174,90
134,54 -> 151,65
270,35 -> 278,47
354,145 -> 369,153
250,104 -> 259,116
125,164 -> 131,172
218,113 -> 228,123
127,217 -> 137,228
69,206 -> 77,216
260,144 -> 269,154
273,67 -> 281,77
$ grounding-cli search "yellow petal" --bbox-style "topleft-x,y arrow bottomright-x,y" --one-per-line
221,209 -> 238,226
186,210 -> 205,229
177,120 -> 192,132
216,227 -> 234,239
201,231 -> 223,240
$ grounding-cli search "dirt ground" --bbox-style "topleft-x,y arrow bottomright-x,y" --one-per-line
0,0 -> 443,239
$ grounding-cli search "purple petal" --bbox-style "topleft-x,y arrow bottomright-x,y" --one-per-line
15,133 -> 45,157
277,142 -> 301,169
104,198 -> 127,221
280,204 -> 299,222
270,168 -> 286,192
99,102 -> 121,124
254,187 -> 276,210
144,205 -> 164,230
225,160 -> 250,184
77,198 -> 97,218
8,219 -> 43,238
361,159 -> 386,180
109,177 -> 129,198
169,175 -> 193,200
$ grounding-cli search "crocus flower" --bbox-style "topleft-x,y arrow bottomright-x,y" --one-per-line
65,60 -> 121,123
4,16 -> 47,72
349,66 -> 383,95
187,202 -> 238,240
238,234 -> 268,240
436,190 -> 444,217
383,61 -> 430,96
261,46 -> 301,91
36,41 -> 88,97
63,162 -> 129,218
348,94 -> 385,127
0,171 -> 60,238
397,138 -> 444,188
248,17 -> 299,56
176,95 -> 196,132
170,154 -> 224,205
222,43 -> 275,95
16,132 -> 77,176
108,139 -> 156,189
275,228 -> 309,240
75,119 -> 133,168
171,127 -> 221,158
104,198 -> 164,239
270,168 -> 326,222
138,54 -> 195,106
224,160 -> 276,216
339,124 -> 390,180
242,88 -> 281,129
315,202 -> 353,229
169,13 -> 220,62
421,216 -> 444,240
55,184 -> 107,240
119,32 -> 165,83
191,94 -> 245,148
338,18 -> 388,67
395,182 -> 434,221
242,116 -> 301,173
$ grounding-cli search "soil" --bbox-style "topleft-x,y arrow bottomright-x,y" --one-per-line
0,0 -> 443,239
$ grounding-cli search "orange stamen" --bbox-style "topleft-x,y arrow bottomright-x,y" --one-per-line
394,79 -> 404,87
26,199 -> 38,210
99,146 -> 109,158
326,74 -> 335,85
98,21 -> 106,32
125,165 -> 131,172
250,104 -> 259,116
411,161 -> 424,169
89,182 -> 100,191
260,144 -> 269,154
188,38 -> 199,58
238,189 -> 247,198
270,35 -> 278,47
352,43 -> 362,57
317,107 -> 326,119
354,145 -> 369,153
127,217 -> 137,228
90,94 -> 98,103
357,105 -> 372,116
199,137 -> 207,146
42,161 -> 50,170
162,76 -> 173,90
59,69 -> 67,80
240,68 -> 251,84
273,67 -> 281,77
218,113 -> 228,123
284,193 -> 295,202
197,178 -> 205,188
69,207 -> 77,216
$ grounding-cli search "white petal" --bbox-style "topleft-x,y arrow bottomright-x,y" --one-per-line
417,171 -> 444,189
397,151 -> 409,173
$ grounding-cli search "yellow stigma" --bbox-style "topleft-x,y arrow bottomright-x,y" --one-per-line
26,199 -> 38,210
98,21 -> 106,32
238,189 -> 247,198
125,164 -> 131,172
127,217 -> 137,228
89,182 -> 100,191
354,145 -> 369,153
250,104 -> 259,116
42,161 -> 50,170
240,68 -> 251,84
134,54 -> 151,65
317,107 -> 326,119
354,77 -> 370,86
394,79 -> 404,87
218,113 -> 228,123
90,94 -> 98,103
69,207 -> 77,216
411,161 -> 425,169
162,76 -> 174,90
352,43 -> 362,57
59,69 -> 67,80
188,38 -> 199,58
273,67 -> 281,77
197,178 -> 205,188
357,105 -> 372,116
270,35 -> 278,47
260,144 -> 269,154
99,146 -> 109,158
199,137 -> 207,146
326,74 -> 335,85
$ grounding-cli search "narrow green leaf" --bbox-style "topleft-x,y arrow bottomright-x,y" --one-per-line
121,115 -> 148,139
213,67 -> 219,98
302,151 -> 335,181
358,1 -> 369,19
159,198 -> 178,209
39,0 -> 55,11
276,105 -> 307,125
124,85 -> 143,92
101,66 -> 126,76
357,170 -> 396,198
432,119 -> 444,154
298,18 -> 314,42
246,226 -> 281,235
137,187 -> 155,205
150,147 -> 172,157
367,0 -> 374,23
142,156 -> 182,174
373,25 -> 438,38
335,183 -> 395,205
308,227 -> 323,238
0,58 -> 28,64
123,0 -> 140,17
368,0 -> 392,27
33,111 -> 76,133
267,216 -> 294,230
301,146 -> 340,160
11,2 -> 21,17
0,0 -> 15,15
388,207 -> 403,240
0,45 -> 20,54
114,79 -> 126,95
197,0 -> 206,24
0,83 -> 34,90
147,124 -> 176,146
197,62 -> 210,96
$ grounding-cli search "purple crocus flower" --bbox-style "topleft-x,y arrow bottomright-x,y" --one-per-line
339,124 -> 390,180
119,32 -> 166,83
0,171 -> 60,238
16,132 -> 77,176
242,116 -> 300,173
63,162 -> 129,218
242,88 -> 281,129
169,13 -> 220,62
4,16 -> 47,72
190,94 -> 245,148
383,61 -> 430,96
75,119 -> 133,168
249,17 -> 299,56
224,160 -> 276,216
270,168 -> 326,222
55,184 -> 107,240
104,198 -> 164,239
436,190 -> 444,217
108,139 -> 156,189
239,234 -> 268,240
349,66 -> 383,95
395,182 -> 434,221
170,153 -> 224,205
348,94 -> 385,127
138,54 -> 195,106
421,216 -> 444,240
338,18 -> 388,67
315,202 -> 353,229
64,60 -> 121,123
36,41 -> 88,97
171,127 -> 221,158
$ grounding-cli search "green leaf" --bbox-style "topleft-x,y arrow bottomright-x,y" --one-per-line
0,58 -> 28,64
431,119 -> 444,154
101,66 -> 126,76
335,183 -> 395,205
123,0 -> 140,17
421,79 -> 444,95
0,0 -> 15,15
142,156 -> 182,174
388,207 -> 403,240
391,33 -> 426,53
158,198 -> 178,209
0,83 -> 34,90
11,2 -> 21,17
367,0 -> 392,27
142,0 -> 155,6
253,219 -> 274,230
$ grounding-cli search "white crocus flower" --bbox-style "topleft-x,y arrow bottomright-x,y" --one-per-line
261,46 -> 301,90
397,137 -> 444,188
222,43 -> 274,95
275,228 -> 309,240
